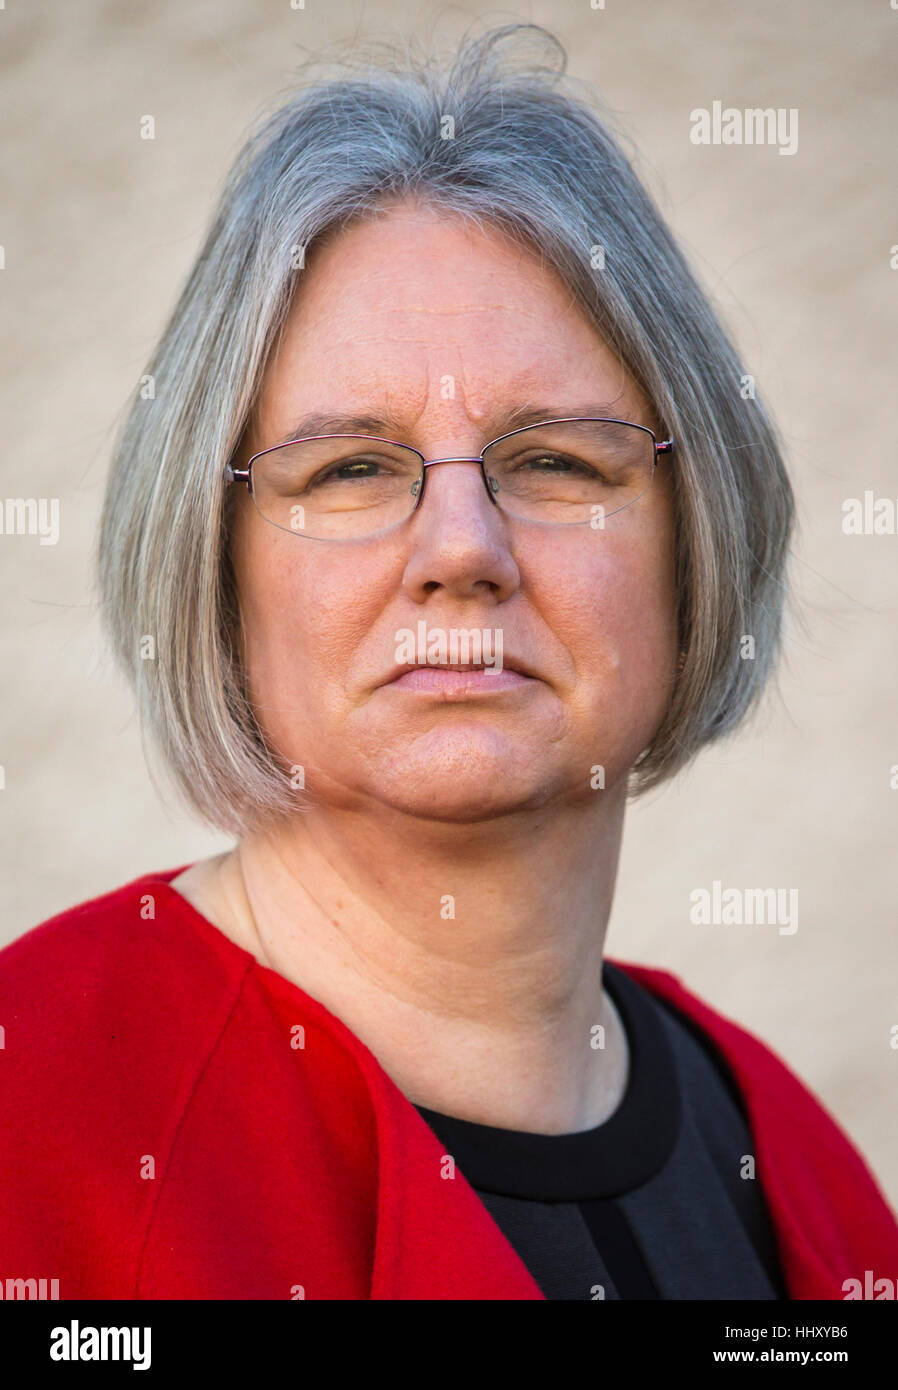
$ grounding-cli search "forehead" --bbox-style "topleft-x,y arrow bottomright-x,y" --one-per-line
254,201 -> 652,437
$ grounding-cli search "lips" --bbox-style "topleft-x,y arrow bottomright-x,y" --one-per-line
382,654 -> 537,686
383,663 -> 536,696
403,663 -> 504,673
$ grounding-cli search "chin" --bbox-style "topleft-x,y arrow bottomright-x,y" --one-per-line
364,729 -> 564,823
371,779 -> 551,824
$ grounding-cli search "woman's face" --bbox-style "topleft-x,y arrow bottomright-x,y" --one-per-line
231,200 -> 678,821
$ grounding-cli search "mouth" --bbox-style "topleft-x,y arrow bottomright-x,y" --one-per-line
382,662 -> 538,698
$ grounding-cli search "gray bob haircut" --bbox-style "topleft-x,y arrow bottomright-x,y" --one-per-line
98,23 -> 794,836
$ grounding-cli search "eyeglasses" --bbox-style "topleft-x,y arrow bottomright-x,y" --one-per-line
225,417 -> 674,541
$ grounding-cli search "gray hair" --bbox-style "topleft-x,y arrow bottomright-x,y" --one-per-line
97,24 -> 794,835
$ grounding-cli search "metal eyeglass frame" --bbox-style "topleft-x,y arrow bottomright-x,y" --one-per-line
225,416 -> 674,538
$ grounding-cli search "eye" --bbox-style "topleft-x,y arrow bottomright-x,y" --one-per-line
516,451 -> 600,477
334,458 -> 381,478
312,456 -> 394,484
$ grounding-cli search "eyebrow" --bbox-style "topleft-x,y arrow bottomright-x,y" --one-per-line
272,402 -> 639,449
274,413 -> 397,446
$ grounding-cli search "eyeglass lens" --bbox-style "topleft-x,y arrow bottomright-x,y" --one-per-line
248,419 -> 656,539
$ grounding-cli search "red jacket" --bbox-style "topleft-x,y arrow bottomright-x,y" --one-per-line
0,867 -> 895,1300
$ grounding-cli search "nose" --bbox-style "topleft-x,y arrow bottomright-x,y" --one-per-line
400,456 -> 520,603
419,452 -> 497,502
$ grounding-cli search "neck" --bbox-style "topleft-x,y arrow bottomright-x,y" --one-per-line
192,787 -> 630,1134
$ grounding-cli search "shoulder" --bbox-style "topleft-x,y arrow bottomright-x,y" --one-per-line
609,957 -> 898,1296
0,870 -> 259,1296
613,960 -> 806,1085
610,958 -> 848,1143
0,869 -> 253,1097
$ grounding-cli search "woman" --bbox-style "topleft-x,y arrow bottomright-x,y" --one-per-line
1,25 -> 895,1301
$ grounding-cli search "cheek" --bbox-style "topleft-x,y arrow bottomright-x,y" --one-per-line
606,541 -> 677,668
523,526 -> 678,714
232,519 -> 388,720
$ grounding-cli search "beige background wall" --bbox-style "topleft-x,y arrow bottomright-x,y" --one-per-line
2,1 -> 896,1206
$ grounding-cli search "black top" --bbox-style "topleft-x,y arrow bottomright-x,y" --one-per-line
413,960 -> 788,1299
